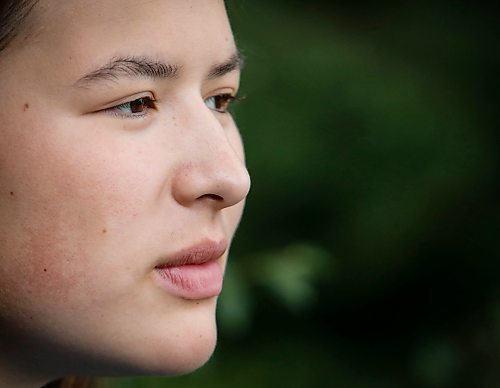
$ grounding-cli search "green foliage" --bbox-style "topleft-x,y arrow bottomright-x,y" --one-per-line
411,338 -> 460,387
218,242 -> 331,337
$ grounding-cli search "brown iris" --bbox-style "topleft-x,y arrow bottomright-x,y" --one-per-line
128,97 -> 155,113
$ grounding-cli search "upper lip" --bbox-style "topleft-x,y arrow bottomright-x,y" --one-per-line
154,239 -> 228,268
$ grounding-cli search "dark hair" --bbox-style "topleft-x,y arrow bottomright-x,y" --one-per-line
0,0 -> 39,52
0,2 -> 96,387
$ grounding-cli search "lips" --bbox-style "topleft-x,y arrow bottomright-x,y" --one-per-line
153,239 -> 227,300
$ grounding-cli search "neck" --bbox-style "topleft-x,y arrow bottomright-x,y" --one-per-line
0,331 -> 56,388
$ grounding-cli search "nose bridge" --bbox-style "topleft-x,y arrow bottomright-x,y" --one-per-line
171,102 -> 250,209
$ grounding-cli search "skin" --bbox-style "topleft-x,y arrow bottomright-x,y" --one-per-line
0,0 -> 250,386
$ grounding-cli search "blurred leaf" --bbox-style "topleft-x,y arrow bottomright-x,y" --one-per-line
260,244 -> 330,312
246,243 -> 331,312
411,338 -> 460,387
217,263 -> 254,337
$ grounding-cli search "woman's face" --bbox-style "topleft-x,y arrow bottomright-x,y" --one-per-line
0,0 -> 249,383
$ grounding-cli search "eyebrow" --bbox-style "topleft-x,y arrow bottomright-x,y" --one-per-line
75,50 -> 243,87
74,56 -> 179,86
207,51 -> 243,79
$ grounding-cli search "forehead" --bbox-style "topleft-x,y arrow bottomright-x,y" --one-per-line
32,0 -> 229,34
17,0 -> 235,78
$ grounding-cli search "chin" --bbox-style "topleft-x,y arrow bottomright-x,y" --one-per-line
158,330 -> 218,376
88,329 -> 218,378
151,326 -> 217,376
105,302 -> 220,377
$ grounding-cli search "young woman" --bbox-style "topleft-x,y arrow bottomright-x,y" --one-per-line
0,1 -> 250,387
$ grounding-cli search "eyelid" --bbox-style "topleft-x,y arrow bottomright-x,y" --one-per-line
98,91 -> 156,111
205,94 -> 232,112
204,91 -> 244,114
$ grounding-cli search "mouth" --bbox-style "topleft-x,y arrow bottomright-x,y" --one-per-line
153,239 -> 228,300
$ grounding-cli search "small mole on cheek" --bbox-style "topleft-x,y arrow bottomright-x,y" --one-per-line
102,228 -> 107,234
9,191 -> 14,196
43,268 -> 47,272
22,103 -> 29,111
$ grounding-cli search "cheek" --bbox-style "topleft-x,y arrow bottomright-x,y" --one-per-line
0,206 -> 92,323
0,132 -> 139,322
23,223 -> 87,297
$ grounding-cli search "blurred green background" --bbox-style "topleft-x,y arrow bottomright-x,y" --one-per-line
101,1 -> 499,387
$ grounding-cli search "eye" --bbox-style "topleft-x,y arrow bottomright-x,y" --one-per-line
104,96 -> 157,118
204,93 -> 238,113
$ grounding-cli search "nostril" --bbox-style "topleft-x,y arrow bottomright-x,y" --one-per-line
198,193 -> 224,201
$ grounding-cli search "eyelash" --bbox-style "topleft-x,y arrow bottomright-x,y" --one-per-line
103,93 -> 241,119
204,93 -> 240,113
104,96 -> 157,119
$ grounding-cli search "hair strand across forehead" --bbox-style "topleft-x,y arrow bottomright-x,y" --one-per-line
0,0 -> 39,52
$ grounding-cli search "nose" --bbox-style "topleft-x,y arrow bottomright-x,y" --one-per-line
171,112 -> 251,211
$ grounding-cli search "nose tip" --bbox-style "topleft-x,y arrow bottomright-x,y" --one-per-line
172,152 -> 251,210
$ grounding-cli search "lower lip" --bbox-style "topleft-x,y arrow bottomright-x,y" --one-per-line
154,260 -> 223,300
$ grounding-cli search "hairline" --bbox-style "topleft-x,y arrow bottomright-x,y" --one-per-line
0,0 -> 41,54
